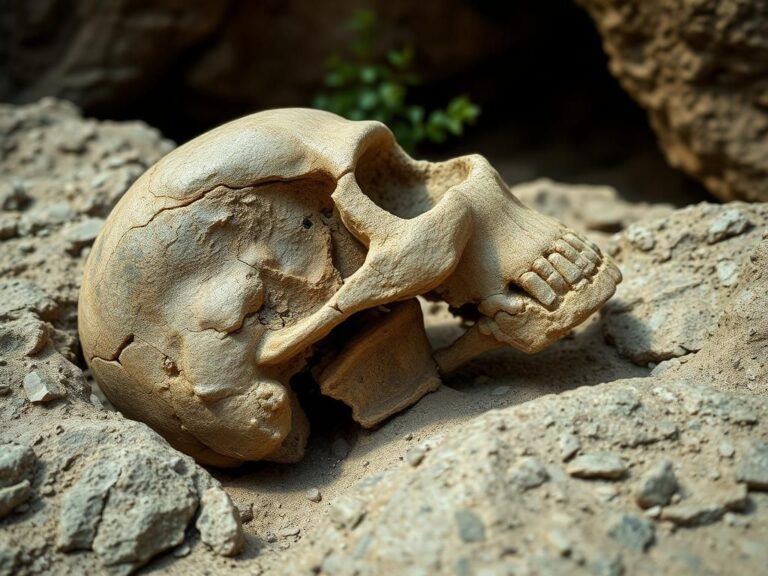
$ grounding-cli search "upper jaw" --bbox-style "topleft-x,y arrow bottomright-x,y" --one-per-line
477,250 -> 622,353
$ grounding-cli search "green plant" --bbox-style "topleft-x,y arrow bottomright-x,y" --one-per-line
312,9 -> 481,153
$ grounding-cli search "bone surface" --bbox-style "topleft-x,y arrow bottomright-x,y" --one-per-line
78,108 -> 621,466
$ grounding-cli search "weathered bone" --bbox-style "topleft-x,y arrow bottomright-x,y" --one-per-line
79,108 -> 621,466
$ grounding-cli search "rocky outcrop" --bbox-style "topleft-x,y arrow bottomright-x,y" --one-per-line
576,0 -> 768,202
289,237 -> 768,576
601,202 -> 768,365
0,100 -> 243,576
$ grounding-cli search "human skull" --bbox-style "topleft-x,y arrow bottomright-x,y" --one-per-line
79,109 -> 621,466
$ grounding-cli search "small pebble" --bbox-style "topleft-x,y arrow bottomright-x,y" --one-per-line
719,442 -> 735,459
279,526 -> 300,538
558,432 -> 581,461
305,488 -> 322,503
567,453 -> 627,480
331,438 -> 351,459
405,446 -> 427,467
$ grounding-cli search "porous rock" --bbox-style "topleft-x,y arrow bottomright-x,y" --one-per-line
0,480 -> 32,518
567,453 -> 627,480
634,460 -> 678,508
0,443 -> 35,488
57,460 -> 121,551
577,0 -> 768,203
196,487 -> 245,557
736,440 -> 768,490
607,514 -> 654,551
602,203 -> 768,365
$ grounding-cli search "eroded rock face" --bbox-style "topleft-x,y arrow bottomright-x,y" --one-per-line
601,203 -> 768,365
0,100 -> 244,576
576,0 -> 768,202
287,237 -> 768,574
79,108 -> 622,466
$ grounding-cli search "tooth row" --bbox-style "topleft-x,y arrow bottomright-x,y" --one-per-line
523,231 -> 606,306
483,231 -> 617,315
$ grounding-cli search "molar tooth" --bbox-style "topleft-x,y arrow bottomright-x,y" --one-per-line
554,239 -> 581,264
576,254 -> 596,276
479,294 -> 525,317
563,233 -> 601,264
532,258 -> 569,294
548,253 -> 583,285
584,237 -> 603,257
519,272 -> 557,307
606,261 -> 623,283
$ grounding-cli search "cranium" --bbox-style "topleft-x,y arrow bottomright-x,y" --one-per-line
79,109 -> 621,466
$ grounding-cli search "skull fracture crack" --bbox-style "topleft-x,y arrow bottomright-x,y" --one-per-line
79,109 -> 622,466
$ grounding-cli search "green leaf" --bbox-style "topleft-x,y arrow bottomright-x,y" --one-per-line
379,83 -> 405,108
360,66 -> 378,84
357,88 -> 379,111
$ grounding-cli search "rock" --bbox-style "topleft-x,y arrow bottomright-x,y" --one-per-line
513,179 -> 673,234
57,460 -> 121,551
331,438 -> 351,459
660,484 -> 748,527
547,528 -> 572,556
455,509 -> 486,543
0,443 -> 35,488
735,441 -> 768,490
576,0 -> 768,202
61,218 -> 104,255
238,503 -> 253,524
626,224 -> 655,251
708,208 -> 751,244
0,480 -> 32,518
196,487 -> 244,557
0,3 -> 504,135
567,453 -> 627,480
405,446 -> 427,467
0,213 -> 19,240
592,555 -> 624,576
508,457 -> 549,490
0,280 -> 58,321
172,543 -> 191,558
634,460 -> 678,508
719,442 -> 736,459
0,180 -> 29,211
305,488 -> 322,503
287,373 -> 768,575
0,541 -> 18,576
607,514 -> 654,551
279,526 -> 300,538
329,496 -> 365,530
22,370 -> 64,403
0,317 -> 51,358
602,203 -> 768,365
558,432 -> 581,461
92,453 -> 198,569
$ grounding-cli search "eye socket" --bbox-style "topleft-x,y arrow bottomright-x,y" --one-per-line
301,217 -> 313,229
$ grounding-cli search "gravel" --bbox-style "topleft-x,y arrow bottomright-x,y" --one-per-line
567,453 -> 627,480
